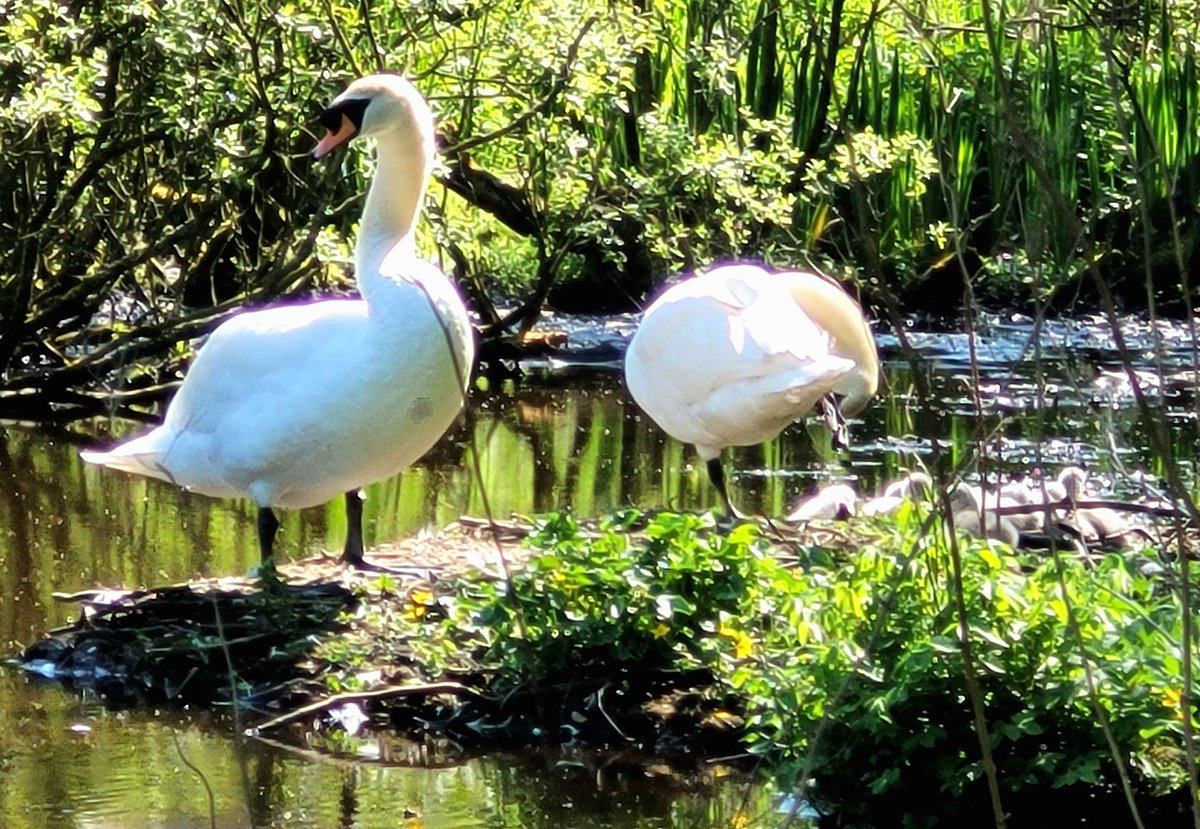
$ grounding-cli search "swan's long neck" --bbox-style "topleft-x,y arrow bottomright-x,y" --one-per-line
356,128 -> 432,300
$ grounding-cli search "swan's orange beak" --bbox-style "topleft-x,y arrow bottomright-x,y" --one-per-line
313,114 -> 357,158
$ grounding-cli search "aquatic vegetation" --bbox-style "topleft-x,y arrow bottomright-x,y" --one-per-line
399,507 -> 1196,815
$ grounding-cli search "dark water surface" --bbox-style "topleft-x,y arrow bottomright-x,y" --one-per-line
1,312 -> 1196,826
0,668 -> 768,828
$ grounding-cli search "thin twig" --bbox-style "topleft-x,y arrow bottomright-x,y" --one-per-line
170,729 -> 218,829
253,681 -> 488,732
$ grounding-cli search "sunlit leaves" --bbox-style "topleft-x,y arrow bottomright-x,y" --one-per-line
7,0 -> 1200,402
390,504 -> 1195,802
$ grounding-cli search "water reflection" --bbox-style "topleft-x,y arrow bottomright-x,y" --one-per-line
0,372 -> 862,656
3,334 -> 1196,644
0,670 -> 768,828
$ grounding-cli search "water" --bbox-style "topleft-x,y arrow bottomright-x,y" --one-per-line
1,312 -> 1197,826
0,666 -> 767,827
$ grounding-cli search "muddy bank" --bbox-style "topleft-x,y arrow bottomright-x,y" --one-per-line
12,517 -> 835,768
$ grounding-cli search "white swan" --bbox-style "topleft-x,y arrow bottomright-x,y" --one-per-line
624,263 -> 878,515
81,75 -> 475,567
785,483 -> 858,522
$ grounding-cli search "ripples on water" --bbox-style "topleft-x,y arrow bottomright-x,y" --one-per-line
1,312 -> 1197,826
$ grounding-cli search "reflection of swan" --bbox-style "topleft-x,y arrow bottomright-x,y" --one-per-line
81,75 -> 474,567
624,264 -> 877,515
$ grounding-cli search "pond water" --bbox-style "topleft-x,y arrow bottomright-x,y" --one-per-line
0,668 -> 769,828
1,312 -> 1197,826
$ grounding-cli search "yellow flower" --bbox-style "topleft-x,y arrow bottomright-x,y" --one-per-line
1163,687 -> 1185,721
733,631 -> 753,660
405,589 -> 433,621
720,624 -> 753,659
650,622 -> 671,639
731,812 -> 750,829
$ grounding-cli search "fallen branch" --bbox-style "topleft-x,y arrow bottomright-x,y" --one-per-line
252,681 -> 491,733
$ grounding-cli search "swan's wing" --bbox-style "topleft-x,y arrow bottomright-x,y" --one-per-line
377,255 -> 476,385
163,300 -> 369,433
626,270 -> 854,452
83,301 -> 371,485
630,270 -> 850,393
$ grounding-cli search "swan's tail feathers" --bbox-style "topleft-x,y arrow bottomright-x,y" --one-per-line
80,435 -> 175,485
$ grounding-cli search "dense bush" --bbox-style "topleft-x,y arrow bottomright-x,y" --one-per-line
402,508 -> 1194,819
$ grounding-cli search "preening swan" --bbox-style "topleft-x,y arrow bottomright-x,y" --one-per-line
81,75 -> 475,567
624,263 -> 878,516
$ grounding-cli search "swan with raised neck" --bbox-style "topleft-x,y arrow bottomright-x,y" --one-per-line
80,74 -> 475,569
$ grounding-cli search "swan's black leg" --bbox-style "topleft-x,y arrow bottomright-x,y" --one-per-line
257,507 -> 280,562
706,457 -> 744,519
340,488 -> 434,578
342,489 -> 366,567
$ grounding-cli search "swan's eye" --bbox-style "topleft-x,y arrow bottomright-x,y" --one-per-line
319,107 -> 343,131
318,98 -> 370,133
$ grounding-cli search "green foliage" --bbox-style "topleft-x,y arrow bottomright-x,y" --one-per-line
402,508 -> 1194,810
731,530 -> 1190,811
5,0 -> 1200,406
625,110 -> 805,267
409,510 -> 772,681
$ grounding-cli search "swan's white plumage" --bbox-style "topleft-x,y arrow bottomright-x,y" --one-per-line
785,483 -> 858,522
624,265 -> 868,462
778,269 -> 879,415
859,471 -> 932,516
82,75 -> 473,520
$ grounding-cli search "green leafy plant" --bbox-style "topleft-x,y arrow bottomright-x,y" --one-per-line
408,510 -> 774,683
8,0 -> 1200,415
399,507 -> 1194,815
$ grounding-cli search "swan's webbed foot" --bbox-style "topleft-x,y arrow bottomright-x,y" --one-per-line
342,556 -> 437,579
